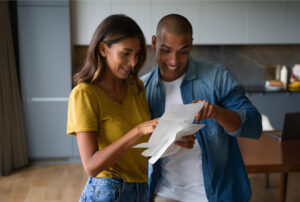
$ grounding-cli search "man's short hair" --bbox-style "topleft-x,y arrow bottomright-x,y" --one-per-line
156,14 -> 193,38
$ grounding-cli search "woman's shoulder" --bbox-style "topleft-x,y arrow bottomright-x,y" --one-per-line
72,82 -> 97,92
70,83 -> 100,99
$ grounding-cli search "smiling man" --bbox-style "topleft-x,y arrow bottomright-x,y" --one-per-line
142,14 -> 262,202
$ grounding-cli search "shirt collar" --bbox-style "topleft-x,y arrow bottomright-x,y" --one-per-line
184,57 -> 197,81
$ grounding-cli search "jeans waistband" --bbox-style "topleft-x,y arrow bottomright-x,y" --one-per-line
89,177 -> 147,192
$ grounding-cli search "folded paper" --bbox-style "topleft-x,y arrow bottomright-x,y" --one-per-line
133,102 -> 206,164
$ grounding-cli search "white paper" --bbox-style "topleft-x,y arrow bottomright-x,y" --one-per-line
133,102 -> 206,164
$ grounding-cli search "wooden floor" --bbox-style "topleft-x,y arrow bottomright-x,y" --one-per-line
1,164 -> 300,202
0,164 -> 87,202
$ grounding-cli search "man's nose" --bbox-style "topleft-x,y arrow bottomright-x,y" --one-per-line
168,52 -> 178,67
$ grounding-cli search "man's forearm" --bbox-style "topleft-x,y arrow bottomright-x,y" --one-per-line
212,105 -> 241,133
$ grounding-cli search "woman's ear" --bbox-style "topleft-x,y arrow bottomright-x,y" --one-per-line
99,42 -> 107,58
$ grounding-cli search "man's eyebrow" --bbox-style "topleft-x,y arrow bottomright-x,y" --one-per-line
161,44 -> 170,49
180,45 -> 190,50
161,44 -> 190,50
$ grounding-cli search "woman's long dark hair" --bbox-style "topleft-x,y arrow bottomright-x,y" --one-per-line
73,14 -> 146,91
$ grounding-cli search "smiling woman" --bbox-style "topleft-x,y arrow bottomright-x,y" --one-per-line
67,14 -> 159,202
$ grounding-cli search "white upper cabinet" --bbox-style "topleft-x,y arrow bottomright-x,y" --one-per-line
71,0 -> 111,45
111,0 -> 152,44
152,1 -> 201,44
71,1 -> 300,45
287,1 -> 300,43
248,2 -> 287,44
198,1 -> 247,44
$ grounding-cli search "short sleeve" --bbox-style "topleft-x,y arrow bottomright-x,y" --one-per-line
67,86 -> 99,135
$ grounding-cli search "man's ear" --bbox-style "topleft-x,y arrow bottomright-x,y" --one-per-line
99,42 -> 108,57
151,35 -> 157,51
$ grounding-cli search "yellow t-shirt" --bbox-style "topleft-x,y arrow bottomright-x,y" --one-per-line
67,78 -> 151,182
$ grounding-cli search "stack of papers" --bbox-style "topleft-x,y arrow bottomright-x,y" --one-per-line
133,102 -> 206,164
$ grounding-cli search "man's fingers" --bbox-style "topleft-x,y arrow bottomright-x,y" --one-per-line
179,135 -> 196,141
175,141 -> 195,149
199,102 -> 206,120
195,113 -> 200,123
207,104 -> 214,118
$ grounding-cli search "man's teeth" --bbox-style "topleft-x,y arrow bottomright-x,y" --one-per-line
168,66 -> 177,70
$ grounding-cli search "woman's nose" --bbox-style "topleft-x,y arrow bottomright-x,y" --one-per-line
128,55 -> 138,68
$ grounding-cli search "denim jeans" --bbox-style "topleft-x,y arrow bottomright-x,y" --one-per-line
79,177 -> 148,202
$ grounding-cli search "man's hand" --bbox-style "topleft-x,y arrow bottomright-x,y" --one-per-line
175,135 -> 196,149
192,100 -> 241,133
193,100 -> 219,122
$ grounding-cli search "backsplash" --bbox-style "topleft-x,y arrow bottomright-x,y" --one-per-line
72,45 -> 300,87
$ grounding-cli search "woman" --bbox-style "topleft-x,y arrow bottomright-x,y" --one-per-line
67,14 -> 158,202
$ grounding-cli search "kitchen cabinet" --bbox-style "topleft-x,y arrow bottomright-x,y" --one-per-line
111,0 -> 152,44
71,0 -> 110,46
246,92 -> 300,130
152,1 -> 201,44
71,1 -> 300,45
248,2 -> 287,44
197,1 -> 247,44
286,93 -> 300,113
22,101 -> 71,158
17,1 -> 77,159
287,2 -> 300,43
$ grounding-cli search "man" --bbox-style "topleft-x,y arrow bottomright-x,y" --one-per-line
142,14 -> 262,202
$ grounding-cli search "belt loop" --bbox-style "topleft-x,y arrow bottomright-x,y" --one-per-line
121,179 -> 125,192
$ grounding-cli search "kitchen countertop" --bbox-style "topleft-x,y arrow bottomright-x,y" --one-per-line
244,85 -> 300,94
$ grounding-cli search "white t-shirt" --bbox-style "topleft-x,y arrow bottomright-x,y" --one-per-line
155,75 -> 208,202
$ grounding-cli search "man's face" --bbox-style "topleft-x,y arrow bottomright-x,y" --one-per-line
152,28 -> 193,82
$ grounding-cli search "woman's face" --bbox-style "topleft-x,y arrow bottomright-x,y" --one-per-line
102,37 -> 141,80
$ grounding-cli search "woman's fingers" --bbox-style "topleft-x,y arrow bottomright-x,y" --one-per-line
139,118 -> 160,135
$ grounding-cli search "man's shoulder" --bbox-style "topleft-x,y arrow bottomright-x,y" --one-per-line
140,67 -> 157,87
190,58 -> 228,78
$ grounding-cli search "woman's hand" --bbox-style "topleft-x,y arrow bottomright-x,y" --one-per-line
136,118 -> 159,137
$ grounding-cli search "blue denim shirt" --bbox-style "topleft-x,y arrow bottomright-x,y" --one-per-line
141,57 -> 262,202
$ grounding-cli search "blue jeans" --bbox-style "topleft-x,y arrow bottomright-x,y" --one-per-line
79,177 -> 148,202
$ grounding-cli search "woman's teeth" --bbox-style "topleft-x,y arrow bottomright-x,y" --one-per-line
122,67 -> 130,72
